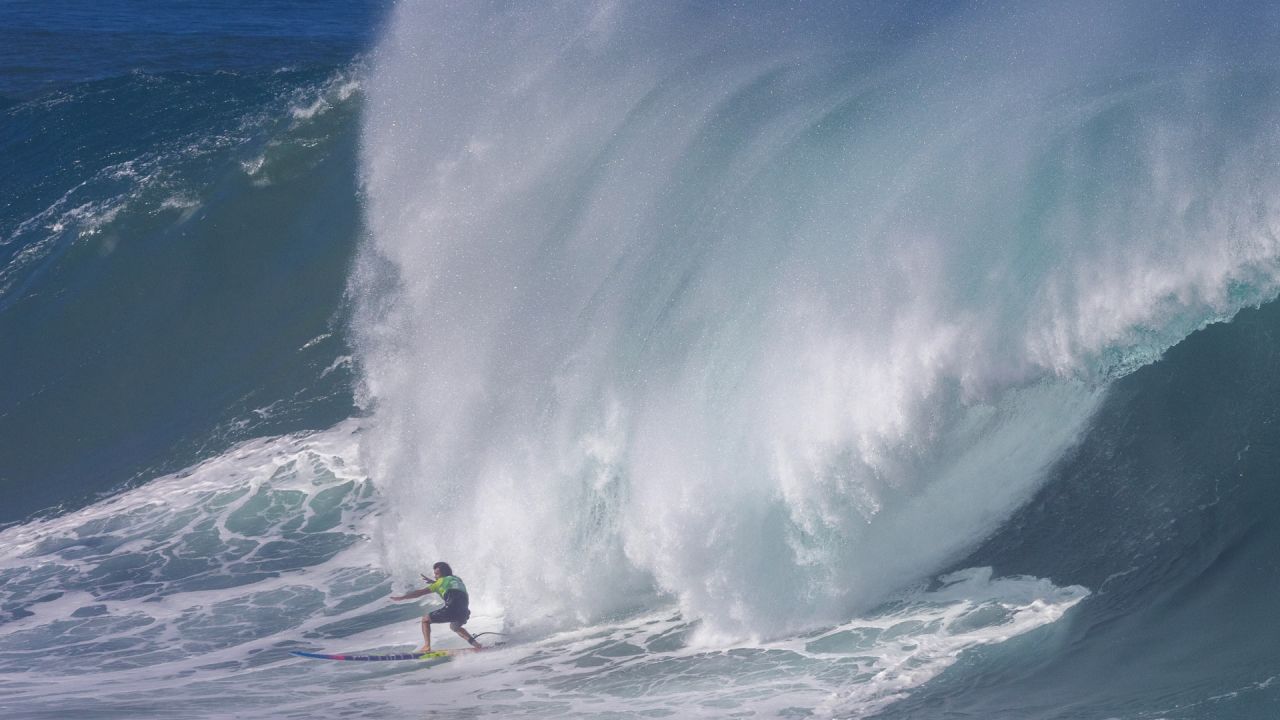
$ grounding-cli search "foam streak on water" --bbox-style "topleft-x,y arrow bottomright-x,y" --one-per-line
0,424 -> 376,665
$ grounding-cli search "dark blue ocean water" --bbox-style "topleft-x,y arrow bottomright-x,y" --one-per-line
1,0 -> 387,523
5,2 -> 1280,719
0,0 -> 386,101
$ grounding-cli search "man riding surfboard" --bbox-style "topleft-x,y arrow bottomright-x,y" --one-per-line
390,561 -> 482,653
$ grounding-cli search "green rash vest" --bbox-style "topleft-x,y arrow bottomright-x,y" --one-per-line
426,575 -> 467,598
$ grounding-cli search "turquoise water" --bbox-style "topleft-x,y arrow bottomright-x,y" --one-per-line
4,2 -> 1280,718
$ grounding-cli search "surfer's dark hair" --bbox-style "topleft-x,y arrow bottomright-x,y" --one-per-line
433,561 -> 453,576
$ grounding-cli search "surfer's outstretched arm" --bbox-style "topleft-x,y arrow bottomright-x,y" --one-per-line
390,587 -> 432,601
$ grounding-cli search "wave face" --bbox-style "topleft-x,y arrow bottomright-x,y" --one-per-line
354,0 -> 1280,638
887,295 -> 1280,718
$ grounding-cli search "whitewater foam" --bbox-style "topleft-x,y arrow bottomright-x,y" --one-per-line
350,0 -> 1280,637
0,414 -> 1088,718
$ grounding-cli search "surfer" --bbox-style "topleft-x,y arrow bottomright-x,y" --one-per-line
391,561 -> 483,653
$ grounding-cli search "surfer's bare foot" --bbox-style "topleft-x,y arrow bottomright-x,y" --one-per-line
415,646 -> 430,654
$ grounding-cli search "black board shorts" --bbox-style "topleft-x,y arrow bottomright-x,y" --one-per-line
428,589 -> 471,625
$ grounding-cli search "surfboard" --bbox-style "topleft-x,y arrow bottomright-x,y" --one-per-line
291,647 -> 481,662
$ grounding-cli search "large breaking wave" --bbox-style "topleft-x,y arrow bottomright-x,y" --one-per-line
352,0 -> 1280,638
